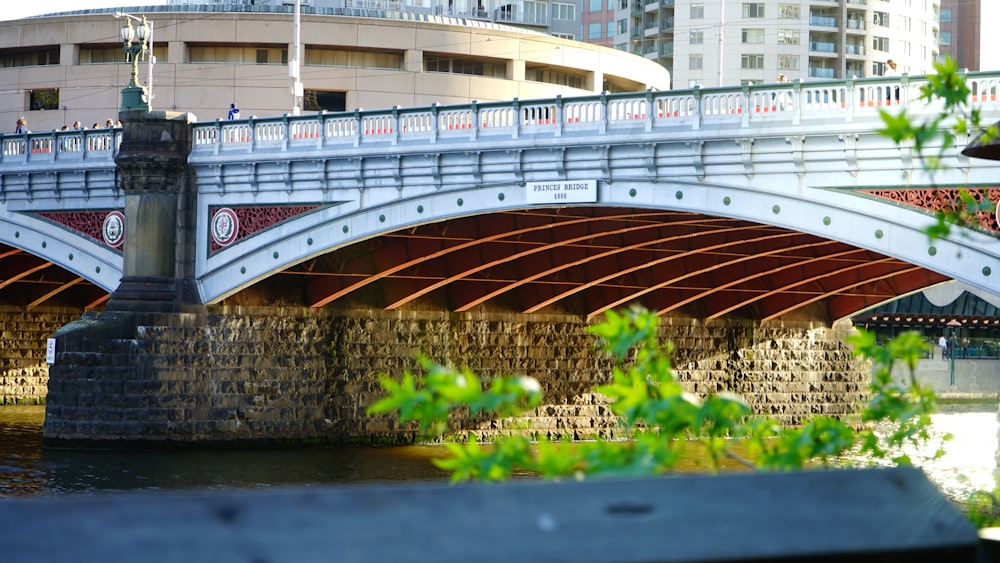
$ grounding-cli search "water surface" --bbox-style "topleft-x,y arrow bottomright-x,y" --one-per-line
1,402 -> 996,500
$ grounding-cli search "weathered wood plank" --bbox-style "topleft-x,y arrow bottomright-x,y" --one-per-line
0,466 -> 978,562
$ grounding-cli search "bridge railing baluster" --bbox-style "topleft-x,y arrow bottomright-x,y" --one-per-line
968,74 -> 1000,106
1,137 -> 26,159
438,107 -> 475,137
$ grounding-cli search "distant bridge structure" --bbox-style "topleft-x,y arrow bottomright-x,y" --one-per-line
2,72 -> 1000,321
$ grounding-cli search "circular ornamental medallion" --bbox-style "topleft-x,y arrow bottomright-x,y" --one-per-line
211,207 -> 240,247
102,211 -> 125,248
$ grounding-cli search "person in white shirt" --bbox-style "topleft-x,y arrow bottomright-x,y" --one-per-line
884,60 -> 900,103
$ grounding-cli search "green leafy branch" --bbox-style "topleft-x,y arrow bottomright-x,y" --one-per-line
878,57 -> 999,241
367,307 -> 942,484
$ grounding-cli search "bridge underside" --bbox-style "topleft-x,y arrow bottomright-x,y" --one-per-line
0,207 -> 949,320
222,206 -> 948,322
0,245 -> 109,311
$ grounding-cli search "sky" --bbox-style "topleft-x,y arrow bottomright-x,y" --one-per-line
2,0 -> 998,69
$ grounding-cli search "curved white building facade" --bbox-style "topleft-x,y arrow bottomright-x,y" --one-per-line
0,3 -> 670,132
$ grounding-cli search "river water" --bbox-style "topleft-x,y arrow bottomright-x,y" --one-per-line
1,402 -> 996,500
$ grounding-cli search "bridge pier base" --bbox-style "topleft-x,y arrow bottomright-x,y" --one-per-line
42,307 -> 871,448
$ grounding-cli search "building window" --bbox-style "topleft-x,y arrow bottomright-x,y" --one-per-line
80,46 -> 123,64
303,90 -> 345,113
81,45 -> 167,65
873,11 -> 889,28
940,8 -> 951,23
589,0 -> 602,11
742,3 -> 764,18
189,45 -> 295,65
0,47 -> 59,68
425,55 -> 505,77
777,54 -> 799,70
526,65 -> 585,88
29,89 -> 59,111
618,19 -> 627,34
689,54 -> 703,70
742,28 -> 764,44
778,3 -> 799,19
588,22 -> 602,39
690,30 -> 703,44
690,3 -> 704,19
306,47 -> 399,69
940,31 -> 952,46
872,36 -> 889,52
553,32 -> 576,40
523,1 -> 547,24
552,2 -> 575,20
741,54 -> 764,69
608,21 -> 615,37
777,29 -> 799,45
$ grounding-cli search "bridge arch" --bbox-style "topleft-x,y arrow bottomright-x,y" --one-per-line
198,171 -> 988,321
0,209 -> 122,309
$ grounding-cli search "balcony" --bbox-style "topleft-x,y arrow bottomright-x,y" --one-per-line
846,44 -> 865,56
810,41 -> 837,53
809,67 -> 836,79
809,15 -> 837,28
846,19 -> 866,32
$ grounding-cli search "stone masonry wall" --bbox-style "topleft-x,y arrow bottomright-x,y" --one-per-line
0,308 -> 81,405
336,311 -> 871,443
40,307 -> 871,446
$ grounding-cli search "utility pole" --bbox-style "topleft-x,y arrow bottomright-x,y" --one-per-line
716,1 -> 725,87
291,0 -> 303,115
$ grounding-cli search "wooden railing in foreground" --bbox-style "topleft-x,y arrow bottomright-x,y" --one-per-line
0,466 -> 988,562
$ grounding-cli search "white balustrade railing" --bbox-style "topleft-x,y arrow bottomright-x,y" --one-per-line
4,71 -> 999,169
0,129 -> 120,163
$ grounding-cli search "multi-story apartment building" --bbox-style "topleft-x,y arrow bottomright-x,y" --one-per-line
613,0 -> 941,88
941,0 -> 984,70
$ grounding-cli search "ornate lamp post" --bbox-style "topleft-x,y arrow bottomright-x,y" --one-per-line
117,14 -> 152,112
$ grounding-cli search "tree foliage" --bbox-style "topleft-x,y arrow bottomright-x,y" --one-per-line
369,307 -> 942,483
878,57 -> 999,240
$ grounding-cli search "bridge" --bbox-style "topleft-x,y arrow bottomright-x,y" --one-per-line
3,72 -> 1000,322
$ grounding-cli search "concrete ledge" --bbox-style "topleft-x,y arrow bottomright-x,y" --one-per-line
0,466 -> 978,562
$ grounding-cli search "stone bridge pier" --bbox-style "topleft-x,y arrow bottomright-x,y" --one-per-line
39,110 -> 871,448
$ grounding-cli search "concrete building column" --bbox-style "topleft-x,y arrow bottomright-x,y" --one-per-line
106,109 -> 200,312
60,43 -> 79,66
404,49 -> 423,73
508,59 -> 525,81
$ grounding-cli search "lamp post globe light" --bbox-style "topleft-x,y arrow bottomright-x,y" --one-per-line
117,13 -> 153,112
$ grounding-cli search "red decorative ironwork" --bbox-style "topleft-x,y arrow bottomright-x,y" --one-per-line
862,187 -> 1000,234
209,205 -> 322,253
36,210 -> 124,251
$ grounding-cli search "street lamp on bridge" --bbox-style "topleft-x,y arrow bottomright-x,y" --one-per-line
115,12 -> 154,112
